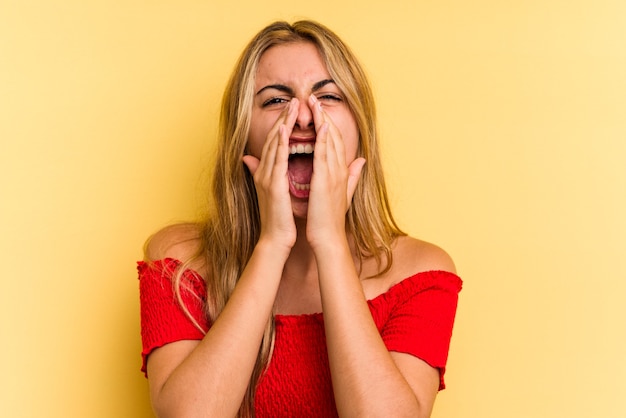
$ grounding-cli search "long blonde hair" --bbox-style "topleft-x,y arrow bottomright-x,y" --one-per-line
180,20 -> 404,417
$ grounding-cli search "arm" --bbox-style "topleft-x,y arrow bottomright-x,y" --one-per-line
306,94 -> 450,417
146,100 -> 300,418
146,238 -> 289,418
315,241 -> 447,418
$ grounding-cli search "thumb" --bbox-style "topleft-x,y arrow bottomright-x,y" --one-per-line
242,155 -> 260,176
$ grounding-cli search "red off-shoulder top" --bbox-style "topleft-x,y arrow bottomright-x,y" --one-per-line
138,258 -> 462,417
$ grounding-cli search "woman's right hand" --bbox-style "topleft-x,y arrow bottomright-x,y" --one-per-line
243,98 -> 299,251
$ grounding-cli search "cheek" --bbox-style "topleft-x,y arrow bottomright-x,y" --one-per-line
246,134 -> 262,158
340,119 -> 360,163
247,116 -> 269,158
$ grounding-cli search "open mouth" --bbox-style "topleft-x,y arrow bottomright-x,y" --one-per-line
287,143 -> 314,197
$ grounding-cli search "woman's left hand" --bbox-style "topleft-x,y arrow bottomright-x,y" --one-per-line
305,94 -> 366,250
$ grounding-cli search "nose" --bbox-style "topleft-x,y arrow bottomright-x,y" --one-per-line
294,97 -> 314,130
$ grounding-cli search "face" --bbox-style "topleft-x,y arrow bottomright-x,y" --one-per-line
248,42 -> 359,211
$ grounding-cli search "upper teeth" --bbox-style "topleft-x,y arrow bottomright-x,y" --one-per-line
289,144 -> 314,155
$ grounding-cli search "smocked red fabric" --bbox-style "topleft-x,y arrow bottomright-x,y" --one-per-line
138,258 -> 462,417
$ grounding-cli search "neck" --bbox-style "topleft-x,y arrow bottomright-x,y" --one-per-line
282,218 -> 358,281
282,219 -> 317,281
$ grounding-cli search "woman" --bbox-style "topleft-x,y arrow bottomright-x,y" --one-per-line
138,20 -> 462,418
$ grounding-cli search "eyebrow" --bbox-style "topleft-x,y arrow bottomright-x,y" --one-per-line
256,79 -> 336,96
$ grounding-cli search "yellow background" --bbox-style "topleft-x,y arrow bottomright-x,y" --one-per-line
1,1 -> 624,417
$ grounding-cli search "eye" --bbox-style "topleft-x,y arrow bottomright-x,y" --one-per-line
317,93 -> 343,103
262,97 -> 290,107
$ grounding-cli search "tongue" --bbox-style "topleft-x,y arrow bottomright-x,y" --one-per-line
288,154 -> 313,184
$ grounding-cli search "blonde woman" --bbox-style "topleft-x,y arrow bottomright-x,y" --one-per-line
138,20 -> 462,418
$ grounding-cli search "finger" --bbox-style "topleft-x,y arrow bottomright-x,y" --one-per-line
284,97 -> 299,131
258,130 -> 279,180
257,99 -> 299,177
308,94 -> 345,167
242,155 -> 260,176
266,98 -> 299,141
275,124 -> 290,173
313,122 -> 329,165
308,94 -> 340,138
308,94 -> 325,132
325,118 -> 343,169
270,100 -> 298,178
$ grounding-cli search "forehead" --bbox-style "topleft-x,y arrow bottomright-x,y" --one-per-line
255,42 -> 330,86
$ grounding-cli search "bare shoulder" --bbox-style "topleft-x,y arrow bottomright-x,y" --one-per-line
144,222 -> 203,264
392,235 -> 457,276
361,235 -> 457,299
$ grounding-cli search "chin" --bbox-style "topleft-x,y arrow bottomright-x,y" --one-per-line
290,198 -> 309,220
